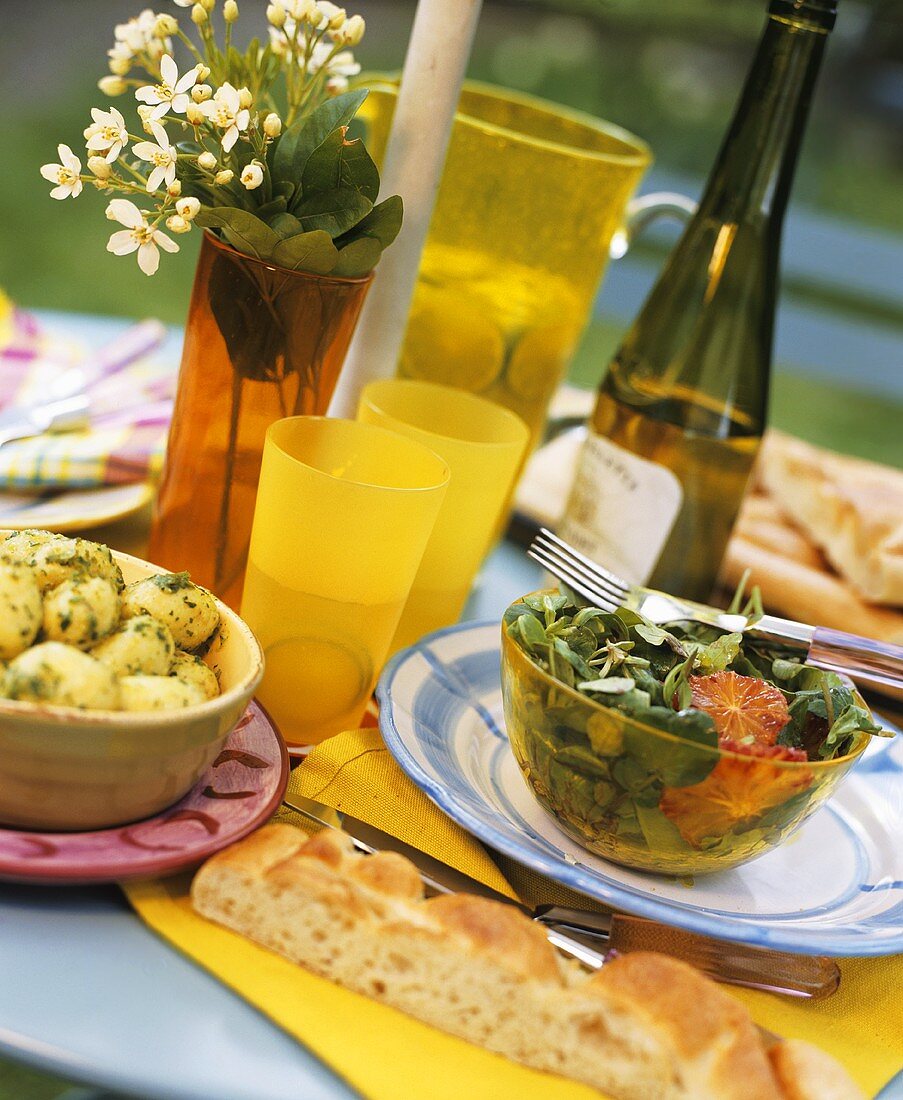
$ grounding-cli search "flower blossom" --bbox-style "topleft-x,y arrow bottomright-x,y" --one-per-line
133,132 -> 179,191
40,145 -> 83,200
136,55 -> 200,119
105,199 -> 178,276
108,9 -> 167,72
240,161 -> 264,190
84,106 -> 129,163
311,42 -> 360,92
198,83 -> 250,151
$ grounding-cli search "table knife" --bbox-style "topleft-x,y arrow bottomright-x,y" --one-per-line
282,793 -> 839,1000
0,392 -> 90,448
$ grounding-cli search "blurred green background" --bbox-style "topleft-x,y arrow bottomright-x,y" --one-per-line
0,1 -> 901,1096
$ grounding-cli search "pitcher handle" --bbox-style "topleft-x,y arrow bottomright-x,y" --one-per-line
543,190 -> 697,440
609,191 -> 697,259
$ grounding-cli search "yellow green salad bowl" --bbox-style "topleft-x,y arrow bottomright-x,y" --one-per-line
501,591 -> 875,875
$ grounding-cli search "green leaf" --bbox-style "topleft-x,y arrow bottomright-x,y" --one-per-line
622,713 -> 717,787
194,207 -> 280,260
273,89 -> 369,189
510,612 -> 548,655
337,195 -> 403,250
270,230 -> 340,274
294,188 -> 373,238
693,632 -> 744,674
267,213 -> 303,238
302,131 -> 380,204
332,236 -> 382,277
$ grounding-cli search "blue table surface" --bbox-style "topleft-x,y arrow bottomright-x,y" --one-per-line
0,318 -> 544,1100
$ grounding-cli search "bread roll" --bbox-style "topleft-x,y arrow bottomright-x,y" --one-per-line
191,824 -> 864,1100
722,535 -> 903,643
758,431 -> 903,606
732,493 -> 825,570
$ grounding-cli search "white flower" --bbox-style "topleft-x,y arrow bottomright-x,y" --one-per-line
176,196 -> 200,219
172,0 -> 195,6
40,145 -> 83,200
191,83 -> 212,102
214,169 -> 234,184
285,0 -> 312,18
263,112 -> 282,138
105,199 -> 179,276
267,2 -> 287,27
98,75 -> 127,96
185,103 -> 205,125
109,9 -> 166,70
87,156 -> 113,180
133,132 -> 178,191
166,214 -> 192,233
167,179 -> 182,197
240,161 -> 264,190
199,83 -> 250,152
317,2 -> 346,30
197,151 -> 217,170
334,13 -> 364,46
84,106 -> 129,163
135,55 -> 199,119
310,42 -> 360,80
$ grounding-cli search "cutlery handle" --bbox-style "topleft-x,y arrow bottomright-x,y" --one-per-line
607,915 -> 840,1000
808,627 -> 903,703
535,906 -> 839,1000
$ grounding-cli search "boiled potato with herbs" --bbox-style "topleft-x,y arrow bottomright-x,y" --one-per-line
3,642 -> 120,710
122,572 -> 220,650
43,575 -> 120,650
24,535 -> 123,593
91,614 -> 175,677
119,674 -> 206,711
0,562 -> 43,660
170,650 -> 219,700
0,529 -> 60,563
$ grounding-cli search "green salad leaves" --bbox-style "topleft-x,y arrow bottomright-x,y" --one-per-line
502,592 -> 886,869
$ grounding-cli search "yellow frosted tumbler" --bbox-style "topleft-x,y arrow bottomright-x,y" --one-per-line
358,380 -> 529,652
240,417 -> 449,747
358,80 -> 652,449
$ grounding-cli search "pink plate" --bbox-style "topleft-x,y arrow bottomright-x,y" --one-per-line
0,700 -> 289,885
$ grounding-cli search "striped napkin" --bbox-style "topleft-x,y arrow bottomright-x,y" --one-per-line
0,304 -> 176,491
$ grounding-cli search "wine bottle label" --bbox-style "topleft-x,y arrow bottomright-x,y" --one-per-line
562,433 -> 683,585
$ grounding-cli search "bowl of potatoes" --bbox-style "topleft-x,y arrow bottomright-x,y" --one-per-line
0,530 -> 264,831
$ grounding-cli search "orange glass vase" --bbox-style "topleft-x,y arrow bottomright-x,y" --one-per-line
148,232 -> 372,608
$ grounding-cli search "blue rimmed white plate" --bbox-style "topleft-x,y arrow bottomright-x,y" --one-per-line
377,620 -> 903,957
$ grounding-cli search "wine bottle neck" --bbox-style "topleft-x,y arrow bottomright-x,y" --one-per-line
699,2 -> 833,226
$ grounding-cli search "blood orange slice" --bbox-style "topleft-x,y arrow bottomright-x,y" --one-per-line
660,752 -> 812,848
689,670 -> 790,745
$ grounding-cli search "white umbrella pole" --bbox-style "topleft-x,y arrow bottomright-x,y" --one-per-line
328,0 -> 483,417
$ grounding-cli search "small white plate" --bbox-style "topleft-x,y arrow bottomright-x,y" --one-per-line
377,620 -> 903,957
0,482 -> 153,532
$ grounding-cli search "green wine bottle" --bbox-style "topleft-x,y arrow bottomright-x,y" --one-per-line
562,0 -> 836,603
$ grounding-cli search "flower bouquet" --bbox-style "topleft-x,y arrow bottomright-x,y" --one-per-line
42,0 -> 400,278
41,0 -> 402,604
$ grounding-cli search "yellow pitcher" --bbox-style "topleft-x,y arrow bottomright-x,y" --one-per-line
358,80 -> 685,450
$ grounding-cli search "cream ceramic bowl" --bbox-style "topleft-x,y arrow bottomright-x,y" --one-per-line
0,546 -> 264,831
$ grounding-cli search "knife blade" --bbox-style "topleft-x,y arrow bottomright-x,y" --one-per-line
282,793 -> 838,1000
0,393 -> 90,448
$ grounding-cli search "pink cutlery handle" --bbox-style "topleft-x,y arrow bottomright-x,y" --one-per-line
809,627 -> 903,703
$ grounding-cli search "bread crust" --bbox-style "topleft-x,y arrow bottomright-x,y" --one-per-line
758,431 -> 903,606
191,825 -> 864,1100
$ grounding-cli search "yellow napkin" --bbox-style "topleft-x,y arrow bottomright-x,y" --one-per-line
125,728 -> 902,1099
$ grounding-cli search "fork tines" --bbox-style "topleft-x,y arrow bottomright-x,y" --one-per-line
527,528 -> 630,612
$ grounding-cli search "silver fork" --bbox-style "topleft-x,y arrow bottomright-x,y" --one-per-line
528,527 -> 903,701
